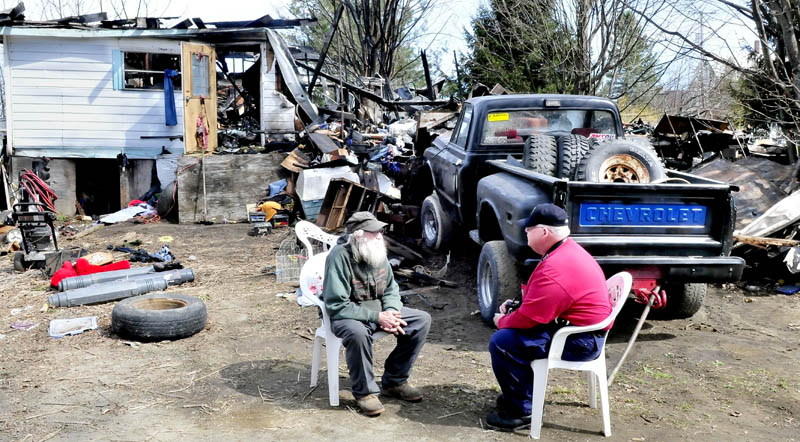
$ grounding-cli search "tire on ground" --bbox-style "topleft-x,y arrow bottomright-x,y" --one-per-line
477,241 -> 522,325
573,140 -> 666,183
421,192 -> 453,250
658,283 -> 707,319
13,252 -> 28,272
112,292 -> 207,341
557,134 -> 592,179
523,134 -> 558,176
157,181 -> 178,221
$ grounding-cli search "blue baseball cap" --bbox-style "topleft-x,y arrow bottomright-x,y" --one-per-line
519,204 -> 568,228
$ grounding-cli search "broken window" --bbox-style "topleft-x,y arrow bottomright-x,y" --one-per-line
123,52 -> 181,90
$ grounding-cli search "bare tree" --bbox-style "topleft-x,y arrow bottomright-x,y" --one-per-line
292,0 -> 439,85
38,0 -> 161,20
625,0 -> 800,137
469,0 -> 686,105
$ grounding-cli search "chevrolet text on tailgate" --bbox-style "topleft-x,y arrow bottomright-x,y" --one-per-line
420,94 -> 745,324
580,204 -> 707,226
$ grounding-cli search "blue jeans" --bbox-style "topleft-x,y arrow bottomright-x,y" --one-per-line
489,323 -> 605,415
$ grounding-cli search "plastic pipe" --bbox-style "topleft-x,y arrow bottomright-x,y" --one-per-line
49,277 -> 168,307
58,266 -> 156,291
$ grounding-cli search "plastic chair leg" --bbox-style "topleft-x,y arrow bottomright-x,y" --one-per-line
530,360 -> 550,439
598,370 -> 611,437
310,334 -> 323,387
588,371 -> 598,409
326,336 -> 342,406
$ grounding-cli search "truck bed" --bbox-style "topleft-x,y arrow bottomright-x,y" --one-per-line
478,159 -> 745,282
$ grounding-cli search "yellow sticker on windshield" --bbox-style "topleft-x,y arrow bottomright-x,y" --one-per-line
488,113 -> 509,122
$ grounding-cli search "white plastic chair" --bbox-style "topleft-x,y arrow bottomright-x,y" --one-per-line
295,220 -> 340,259
529,271 -> 632,439
298,250 -> 389,406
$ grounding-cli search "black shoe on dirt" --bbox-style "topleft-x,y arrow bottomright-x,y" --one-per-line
486,410 -> 531,432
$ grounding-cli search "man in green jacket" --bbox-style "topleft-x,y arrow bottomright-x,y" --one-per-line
323,212 -> 431,416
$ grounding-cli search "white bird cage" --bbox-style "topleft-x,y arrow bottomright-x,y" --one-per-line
275,232 -> 307,283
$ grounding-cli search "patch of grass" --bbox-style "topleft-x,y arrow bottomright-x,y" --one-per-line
643,364 -> 674,380
551,386 -> 576,395
664,352 -> 675,358
678,402 -> 694,412
713,360 -> 725,367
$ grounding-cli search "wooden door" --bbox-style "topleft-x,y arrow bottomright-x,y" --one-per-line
182,43 -> 217,154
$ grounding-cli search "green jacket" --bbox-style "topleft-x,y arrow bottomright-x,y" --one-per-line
322,242 -> 402,323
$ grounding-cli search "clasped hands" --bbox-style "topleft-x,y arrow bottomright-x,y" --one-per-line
493,299 -> 514,327
378,310 -> 407,335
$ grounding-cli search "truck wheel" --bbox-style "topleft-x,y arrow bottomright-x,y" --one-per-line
659,283 -> 707,319
112,293 -> 207,341
421,192 -> 453,250
573,140 -> 666,183
477,241 -> 522,325
523,135 -> 557,176
558,134 -> 592,179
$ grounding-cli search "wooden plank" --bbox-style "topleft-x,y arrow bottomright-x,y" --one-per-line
308,132 -> 339,154
177,153 -> 286,224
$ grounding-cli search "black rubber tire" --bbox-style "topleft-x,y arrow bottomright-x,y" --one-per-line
421,192 -> 453,250
658,283 -> 707,319
523,134 -> 557,176
477,241 -> 522,325
157,182 -> 178,221
557,134 -> 592,179
13,252 -> 27,272
112,293 -> 207,341
573,140 -> 666,183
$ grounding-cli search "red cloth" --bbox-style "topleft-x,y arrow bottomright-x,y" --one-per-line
497,238 -> 612,330
50,258 -> 131,288
74,258 -> 130,275
50,262 -> 78,288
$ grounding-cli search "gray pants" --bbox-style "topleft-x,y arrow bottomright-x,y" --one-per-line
331,307 -> 431,398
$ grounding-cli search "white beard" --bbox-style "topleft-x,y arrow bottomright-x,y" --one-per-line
351,235 -> 388,269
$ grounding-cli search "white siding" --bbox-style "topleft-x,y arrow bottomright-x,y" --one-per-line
8,36 -> 184,159
261,45 -> 295,132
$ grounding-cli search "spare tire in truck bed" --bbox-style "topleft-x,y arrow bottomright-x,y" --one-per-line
573,140 -> 666,183
523,134 -> 557,176
557,134 -> 593,179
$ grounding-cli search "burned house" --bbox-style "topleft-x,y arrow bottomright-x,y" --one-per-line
0,9 -> 312,217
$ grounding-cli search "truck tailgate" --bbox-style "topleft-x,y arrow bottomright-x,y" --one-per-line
561,180 -> 736,257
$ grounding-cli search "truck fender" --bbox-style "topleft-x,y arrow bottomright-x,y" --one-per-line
476,173 -> 551,258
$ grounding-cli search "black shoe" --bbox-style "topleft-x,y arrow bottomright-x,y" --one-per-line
486,410 -> 531,432
495,394 -> 512,412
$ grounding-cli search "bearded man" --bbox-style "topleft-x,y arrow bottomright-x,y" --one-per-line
323,212 -> 431,416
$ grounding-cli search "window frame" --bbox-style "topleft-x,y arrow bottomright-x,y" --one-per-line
120,51 -> 182,92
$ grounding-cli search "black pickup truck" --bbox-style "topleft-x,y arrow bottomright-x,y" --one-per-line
420,94 -> 745,323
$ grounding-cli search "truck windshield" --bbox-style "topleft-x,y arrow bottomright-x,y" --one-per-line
480,109 -> 617,145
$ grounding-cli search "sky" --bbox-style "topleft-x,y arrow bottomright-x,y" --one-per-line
12,0 -> 481,76
12,0 -> 755,82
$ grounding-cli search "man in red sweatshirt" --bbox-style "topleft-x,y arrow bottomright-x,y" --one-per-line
487,203 -> 611,431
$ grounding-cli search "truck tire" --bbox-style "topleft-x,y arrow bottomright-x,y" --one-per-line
573,140 -> 666,183
112,293 -> 207,341
477,241 -> 522,325
523,134 -> 558,176
557,134 -> 592,179
659,283 -> 707,319
421,192 -> 453,250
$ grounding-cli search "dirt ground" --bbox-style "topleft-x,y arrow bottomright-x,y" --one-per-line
0,221 -> 798,442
